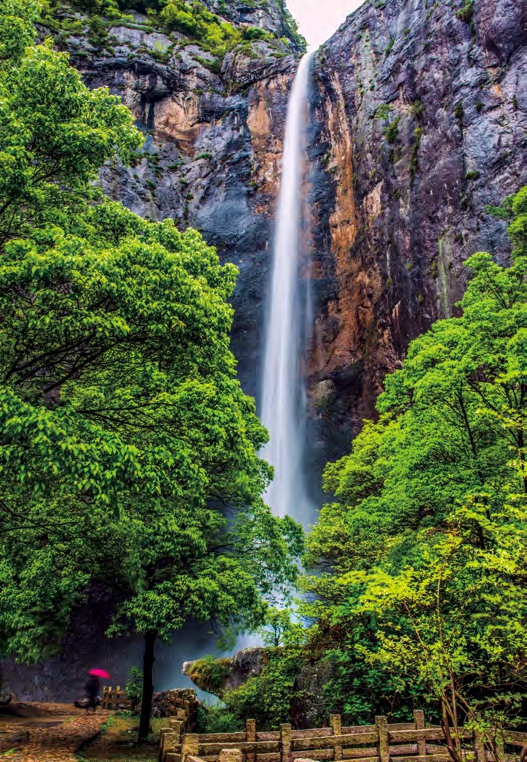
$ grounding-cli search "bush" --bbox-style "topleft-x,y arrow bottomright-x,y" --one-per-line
223,647 -> 304,730
197,703 -> 245,733
158,1 -> 241,55
186,655 -> 232,693
456,0 -> 474,22
385,116 -> 401,144
243,26 -> 270,41
126,667 -> 143,711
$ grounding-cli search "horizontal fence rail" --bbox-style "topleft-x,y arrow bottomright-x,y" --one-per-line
159,710 -> 527,762
101,685 -> 131,711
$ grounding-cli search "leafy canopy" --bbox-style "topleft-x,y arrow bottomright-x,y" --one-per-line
0,0 -> 302,665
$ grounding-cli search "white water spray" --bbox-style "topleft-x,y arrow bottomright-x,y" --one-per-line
261,53 -> 314,525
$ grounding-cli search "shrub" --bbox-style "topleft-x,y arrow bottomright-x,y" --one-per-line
126,667 -> 143,711
186,655 -> 232,693
385,115 -> 401,143
454,101 -> 464,122
158,1 -> 241,55
197,703 -> 245,733
243,26 -> 271,41
456,0 -> 474,23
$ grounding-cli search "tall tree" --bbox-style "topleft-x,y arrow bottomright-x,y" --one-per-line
0,1 -> 303,737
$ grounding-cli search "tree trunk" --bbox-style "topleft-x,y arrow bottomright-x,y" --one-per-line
138,631 -> 156,742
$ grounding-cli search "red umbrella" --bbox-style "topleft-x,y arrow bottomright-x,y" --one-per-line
89,669 -> 111,679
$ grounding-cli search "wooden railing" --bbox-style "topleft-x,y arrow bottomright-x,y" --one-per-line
101,685 -> 131,711
159,710 -> 527,762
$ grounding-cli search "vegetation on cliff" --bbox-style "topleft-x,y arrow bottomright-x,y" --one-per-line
0,0 -> 302,740
39,0 -> 306,57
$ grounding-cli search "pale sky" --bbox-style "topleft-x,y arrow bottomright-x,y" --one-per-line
286,0 -> 365,50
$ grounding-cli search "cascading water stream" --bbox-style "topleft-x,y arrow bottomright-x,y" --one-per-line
261,52 -> 314,526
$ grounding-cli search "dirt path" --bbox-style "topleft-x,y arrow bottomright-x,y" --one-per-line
78,713 -> 159,761
0,707 -> 109,762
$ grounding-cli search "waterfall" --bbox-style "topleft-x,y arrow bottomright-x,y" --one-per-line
261,53 -> 314,526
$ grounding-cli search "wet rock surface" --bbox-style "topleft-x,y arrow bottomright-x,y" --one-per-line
183,647 -> 267,697
306,0 -> 526,458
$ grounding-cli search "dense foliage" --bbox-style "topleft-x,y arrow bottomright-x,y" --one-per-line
194,643 -> 306,731
301,187 -> 527,748
0,0 -> 302,739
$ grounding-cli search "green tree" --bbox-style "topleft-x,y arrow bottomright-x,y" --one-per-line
258,607 -> 305,648
0,2 -> 303,741
359,491 -> 527,760
0,16 -> 140,246
302,187 -> 527,730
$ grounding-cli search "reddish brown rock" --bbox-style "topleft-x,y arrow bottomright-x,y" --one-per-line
306,0 -> 526,462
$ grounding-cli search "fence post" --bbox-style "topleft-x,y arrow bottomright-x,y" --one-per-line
281,723 -> 292,762
414,710 -> 426,756
246,719 -> 256,762
473,728 -> 486,762
182,733 -> 199,762
376,716 -> 389,762
169,719 -> 183,741
330,715 -> 343,761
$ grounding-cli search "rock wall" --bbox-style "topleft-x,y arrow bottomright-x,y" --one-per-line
47,0 -> 527,484
306,0 -> 526,460
58,11 -> 297,402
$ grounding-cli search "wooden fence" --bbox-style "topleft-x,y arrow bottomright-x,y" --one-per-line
101,685 -> 131,711
159,710 -> 527,762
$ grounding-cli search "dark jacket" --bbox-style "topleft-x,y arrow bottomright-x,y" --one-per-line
84,675 -> 100,703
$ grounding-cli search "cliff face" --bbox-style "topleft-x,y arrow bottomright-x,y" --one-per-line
49,0 -> 526,475
52,3 -> 298,401
306,0 -> 526,460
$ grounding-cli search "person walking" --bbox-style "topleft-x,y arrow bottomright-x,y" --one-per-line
84,672 -> 100,712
